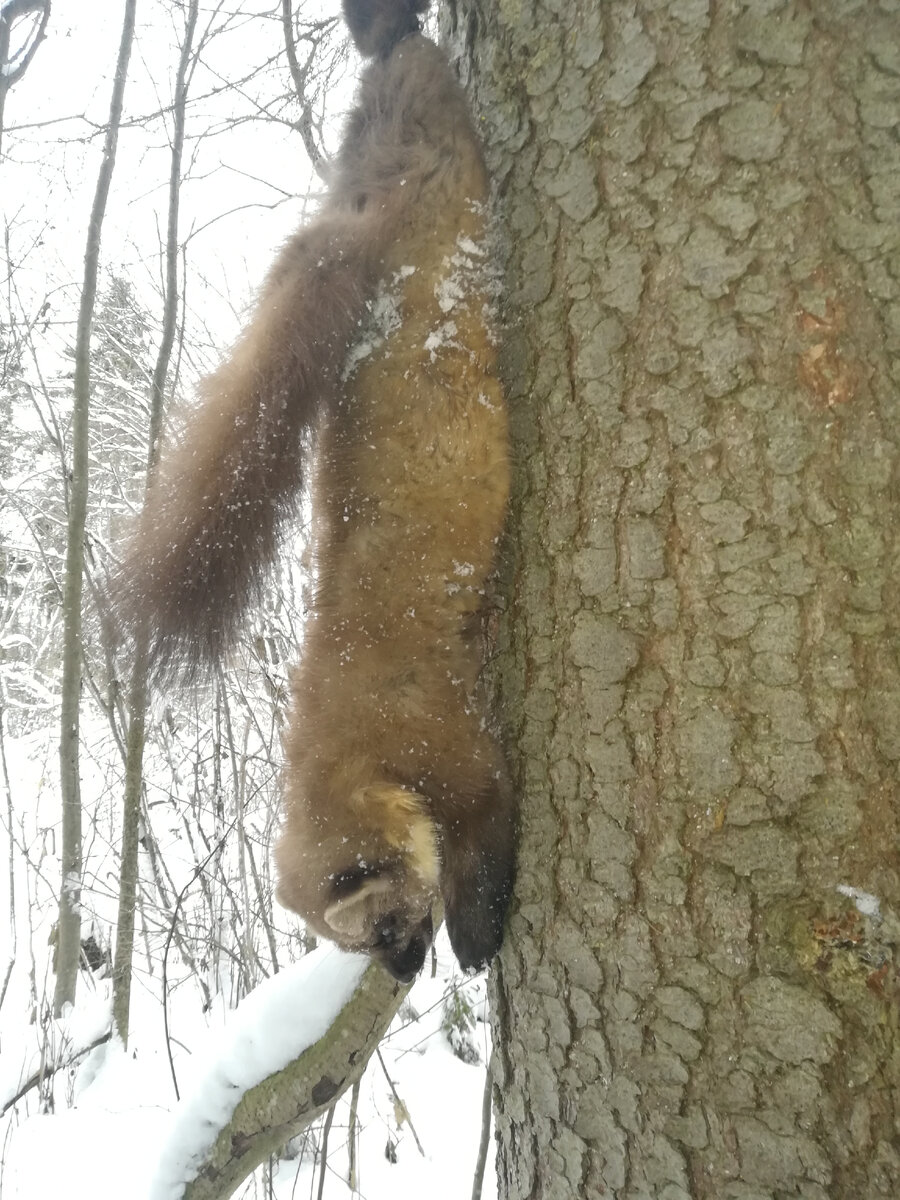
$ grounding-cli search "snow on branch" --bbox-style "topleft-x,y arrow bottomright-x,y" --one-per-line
151,946 -> 411,1200
0,0 -> 49,89
0,0 -> 44,17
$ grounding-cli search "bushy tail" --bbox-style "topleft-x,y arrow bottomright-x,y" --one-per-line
343,0 -> 429,58
114,213 -> 381,676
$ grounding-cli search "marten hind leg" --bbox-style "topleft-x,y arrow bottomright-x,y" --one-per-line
437,773 -> 517,973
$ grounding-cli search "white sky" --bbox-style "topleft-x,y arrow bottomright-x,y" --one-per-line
3,0 -> 350,382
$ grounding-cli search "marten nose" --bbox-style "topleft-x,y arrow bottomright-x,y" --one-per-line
381,910 -> 433,982
383,933 -> 429,982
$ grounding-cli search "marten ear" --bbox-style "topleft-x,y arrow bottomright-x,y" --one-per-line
324,875 -> 393,938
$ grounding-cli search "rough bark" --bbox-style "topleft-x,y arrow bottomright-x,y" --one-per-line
449,1 -> 900,1197
112,0 -> 197,1049
54,0 -> 137,1017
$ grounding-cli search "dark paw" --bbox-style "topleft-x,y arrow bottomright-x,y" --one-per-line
443,865 -> 511,973
436,773 -> 518,973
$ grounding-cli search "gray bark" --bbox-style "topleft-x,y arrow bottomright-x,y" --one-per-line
450,1 -> 900,1197
54,0 -> 137,1017
112,0 -> 197,1048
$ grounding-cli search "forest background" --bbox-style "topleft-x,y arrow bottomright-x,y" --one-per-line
1,3 -> 493,1197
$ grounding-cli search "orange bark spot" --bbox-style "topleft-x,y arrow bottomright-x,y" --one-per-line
795,297 -> 856,406
866,964 -> 890,996
812,910 -> 865,947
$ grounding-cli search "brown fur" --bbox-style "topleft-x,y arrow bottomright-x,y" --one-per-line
116,0 -> 516,980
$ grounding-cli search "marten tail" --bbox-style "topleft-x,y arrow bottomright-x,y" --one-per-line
343,0 -> 429,58
113,213 -> 381,677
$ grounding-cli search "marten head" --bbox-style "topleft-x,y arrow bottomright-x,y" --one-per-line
275,783 -> 440,982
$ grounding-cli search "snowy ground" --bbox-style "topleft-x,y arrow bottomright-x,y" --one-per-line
0,725 -> 497,1200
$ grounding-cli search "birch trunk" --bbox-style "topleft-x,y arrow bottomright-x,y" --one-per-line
54,0 -> 137,1017
112,0 -> 198,1048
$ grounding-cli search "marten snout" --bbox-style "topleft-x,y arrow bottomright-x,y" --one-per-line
376,910 -> 433,982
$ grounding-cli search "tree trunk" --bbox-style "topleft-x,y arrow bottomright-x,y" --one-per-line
112,0 -> 197,1049
452,1 -> 900,1196
54,0 -> 137,1017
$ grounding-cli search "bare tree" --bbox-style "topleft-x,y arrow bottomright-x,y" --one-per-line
279,0 -> 336,181
112,0 -> 199,1049
54,0 -> 137,1017
0,0 -> 50,160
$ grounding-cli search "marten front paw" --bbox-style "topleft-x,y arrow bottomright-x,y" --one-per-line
442,852 -> 513,973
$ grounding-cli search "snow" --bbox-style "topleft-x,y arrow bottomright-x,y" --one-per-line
836,884 -> 881,919
435,225 -> 500,317
0,985 -> 112,1114
0,721 -> 495,1200
150,946 -> 368,1199
342,224 -> 500,374
2,920 -> 495,1200
424,319 -> 459,355
342,267 -> 416,381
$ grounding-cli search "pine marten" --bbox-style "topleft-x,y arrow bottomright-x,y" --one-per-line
117,0 -> 516,982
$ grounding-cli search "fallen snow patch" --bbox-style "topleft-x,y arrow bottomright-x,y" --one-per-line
836,884 -> 881,919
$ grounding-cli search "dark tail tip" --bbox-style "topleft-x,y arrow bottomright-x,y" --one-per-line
342,0 -> 430,58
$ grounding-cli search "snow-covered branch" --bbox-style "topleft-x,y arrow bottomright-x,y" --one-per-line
152,946 -> 410,1200
0,0 -> 49,90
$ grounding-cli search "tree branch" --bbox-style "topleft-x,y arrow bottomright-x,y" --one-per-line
0,0 -> 50,89
471,1054 -> 493,1200
0,0 -> 49,159
1,1029 -> 112,1117
279,0 -> 328,181
159,959 -> 409,1200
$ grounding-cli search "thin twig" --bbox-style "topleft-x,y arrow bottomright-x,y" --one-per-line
376,1047 -> 425,1157
162,822 -> 236,1100
347,1078 -> 360,1193
0,705 -> 16,1013
315,1105 -> 335,1200
471,1055 -> 494,1200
